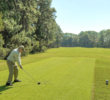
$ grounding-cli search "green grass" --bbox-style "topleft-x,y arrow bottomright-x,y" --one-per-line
0,47 -> 110,100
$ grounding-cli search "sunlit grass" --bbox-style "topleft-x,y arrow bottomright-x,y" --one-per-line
0,47 -> 110,100
0,57 -> 95,100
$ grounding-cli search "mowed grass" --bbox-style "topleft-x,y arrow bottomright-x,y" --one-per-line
0,47 -> 110,100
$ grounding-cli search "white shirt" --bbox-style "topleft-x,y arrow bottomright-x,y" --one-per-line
7,48 -> 22,66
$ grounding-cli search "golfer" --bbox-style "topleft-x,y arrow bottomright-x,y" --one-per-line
6,45 -> 25,86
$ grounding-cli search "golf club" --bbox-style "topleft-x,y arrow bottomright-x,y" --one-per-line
23,69 -> 41,85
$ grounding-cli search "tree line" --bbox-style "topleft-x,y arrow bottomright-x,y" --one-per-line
61,30 -> 110,48
0,0 -> 109,59
0,0 -> 63,59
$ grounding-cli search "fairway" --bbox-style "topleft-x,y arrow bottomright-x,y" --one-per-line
1,47 -> 110,100
0,56 -> 95,100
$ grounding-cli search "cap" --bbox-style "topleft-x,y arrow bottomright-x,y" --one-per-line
19,45 -> 25,52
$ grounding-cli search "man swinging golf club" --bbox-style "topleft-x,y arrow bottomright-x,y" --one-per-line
6,45 -> 25,86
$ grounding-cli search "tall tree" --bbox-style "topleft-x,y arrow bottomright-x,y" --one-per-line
98,30 -> 105,47
0,12 -> 5,58
78,32 -> 90,47
0,0 -> 40,51
34,0 -> 57,50
0,12 -> 4,31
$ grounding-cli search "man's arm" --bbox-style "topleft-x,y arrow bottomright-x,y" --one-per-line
14,52 -> 23,69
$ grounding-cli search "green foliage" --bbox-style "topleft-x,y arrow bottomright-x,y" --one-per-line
0,48 -> 6,59
0,12 -> 4,31
41,46 -> 47,52
61,33 -> 77,47
0,0 -> 62,59
0,0 -> 12,13
31,41 -> 39,53
34,0 -> 62,49
1,0 -> 40,48
0,34 -> 4,47
61,30 -> 110,48
0,33 -> 5,59
79,32 -> 90,47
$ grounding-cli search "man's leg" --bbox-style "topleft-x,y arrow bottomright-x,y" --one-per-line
6,60 -> 14,84
14,64 -> 18,80
14,63 -> 21,82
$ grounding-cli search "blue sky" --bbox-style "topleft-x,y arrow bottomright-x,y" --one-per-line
51,0 -> 110,34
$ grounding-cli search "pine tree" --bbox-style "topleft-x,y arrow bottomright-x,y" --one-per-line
34,0 -> 58,50
0,0 -> 40,53
54,24 -> 63,48
0,12 -> 4,32
0,12 -> 6,58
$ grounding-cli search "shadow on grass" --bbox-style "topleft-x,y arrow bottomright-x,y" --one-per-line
0,85 -> 13,94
